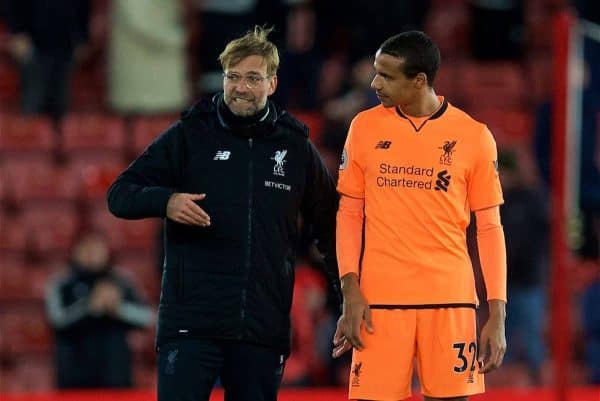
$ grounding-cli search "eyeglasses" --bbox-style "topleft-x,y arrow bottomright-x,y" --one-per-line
223,73 -> 272,88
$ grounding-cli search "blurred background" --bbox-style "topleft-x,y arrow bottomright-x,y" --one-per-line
0,0 -> 598,398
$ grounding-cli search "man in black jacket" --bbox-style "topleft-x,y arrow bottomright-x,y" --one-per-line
107,25 -> 340,401
46,231 -> 154,388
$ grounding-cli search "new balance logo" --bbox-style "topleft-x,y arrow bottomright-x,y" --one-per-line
213,151 -> 231,160
375,141 -> 392,149
434,170 -> 451,192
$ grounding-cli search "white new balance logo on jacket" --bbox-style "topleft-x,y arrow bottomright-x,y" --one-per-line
213,151 -> 231,160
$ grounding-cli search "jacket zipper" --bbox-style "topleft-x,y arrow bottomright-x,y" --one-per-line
240,138 -> 253,335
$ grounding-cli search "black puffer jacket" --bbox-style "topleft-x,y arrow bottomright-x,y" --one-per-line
107,95 -> 339,354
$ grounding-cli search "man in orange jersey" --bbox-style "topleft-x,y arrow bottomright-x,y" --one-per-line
332,31 -> 507,401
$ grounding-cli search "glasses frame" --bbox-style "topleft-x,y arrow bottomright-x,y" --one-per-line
222,72 -> 273,88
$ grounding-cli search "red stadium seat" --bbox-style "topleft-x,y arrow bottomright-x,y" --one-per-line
0,58 -> 20,112
425,2 -> 469,56
130,115 -> 177,156
90,207 -> 159,252
458,62 -> 529,110
0,355 -> 54,392
0,306 -> 53,355
3,160 -> 80,206
0,254 -> 30,302
60,113 -> 126,156
289,111 -> 324,144
0,258 -> 53,302
22,205 -> 80,257
470,108 -> 534,146
433,63 -> 458,99
0,114 -> 56,159
71,157 -> 127,204
0,214 -> 29,255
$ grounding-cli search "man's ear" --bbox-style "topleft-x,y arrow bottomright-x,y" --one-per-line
268,75 -> 278,96
415,72 -> 428,89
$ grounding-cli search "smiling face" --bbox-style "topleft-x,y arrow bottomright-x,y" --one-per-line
223,55 -> 278,117
370,49 -> 425,108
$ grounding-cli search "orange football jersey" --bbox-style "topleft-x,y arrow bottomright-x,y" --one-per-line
337,98 -> 503,305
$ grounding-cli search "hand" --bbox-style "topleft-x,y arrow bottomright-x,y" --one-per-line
332,273 -> 373,358
478,300 -> 507,373
166,193 -> 210,226
8,34 -> 33,62
98,281 -> 123,315
89,281 -> 123,315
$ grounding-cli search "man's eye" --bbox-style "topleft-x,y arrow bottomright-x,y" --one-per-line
248,77 -> 261,84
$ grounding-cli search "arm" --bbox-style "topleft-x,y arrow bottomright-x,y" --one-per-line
107,122 -> 182,219
332,195 -> 373,357
475,205 -> 507,373
300,141 -> 341,306
45,276 -> 90,330
114,280 -> 154,328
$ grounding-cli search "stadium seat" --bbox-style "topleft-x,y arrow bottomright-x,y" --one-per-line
0,259 -> 53,302
90,207 -> 159,252
469,108 -> 534,146
71,156 -> 127,204
289,111 -> 324,144
0,256 -> 35,301
433,63 -> 458,100
0,58 -> 20,112
0,306 -> 53,355
130,115 -> 177,157
458,62 -> 529,110
0,114 -> 56,160
22,205 -> 80,257
3,160 -> 80,206
0,214 -> 29,255
60,113 -> 126,158
0,355 -> 55,392
425,1 -> 469,56
288,265 -> 330,385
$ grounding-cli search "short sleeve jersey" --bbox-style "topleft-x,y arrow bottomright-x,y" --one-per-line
337,99 -> 503,306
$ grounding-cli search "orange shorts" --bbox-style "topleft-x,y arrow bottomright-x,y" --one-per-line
348,307 -> 484,400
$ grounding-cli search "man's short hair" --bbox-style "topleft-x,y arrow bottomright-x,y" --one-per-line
218,26 -> 280,76
379,31 -> 441,87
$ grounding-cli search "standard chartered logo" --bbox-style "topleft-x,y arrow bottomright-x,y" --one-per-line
376,163 -> 449,191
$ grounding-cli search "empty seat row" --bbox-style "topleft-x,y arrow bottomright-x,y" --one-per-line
0,158 -> 125,205
1,207 -> 160,256
0,114 -> 176,160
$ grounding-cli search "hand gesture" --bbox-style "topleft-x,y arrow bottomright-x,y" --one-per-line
166,193 -> 211,226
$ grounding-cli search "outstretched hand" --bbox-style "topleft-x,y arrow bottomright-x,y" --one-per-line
166,193 -> 211,226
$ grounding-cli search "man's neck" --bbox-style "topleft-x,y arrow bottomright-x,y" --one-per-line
398,90 -> 441,118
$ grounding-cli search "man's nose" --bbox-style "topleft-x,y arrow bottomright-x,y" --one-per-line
370,76 -> 380,89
